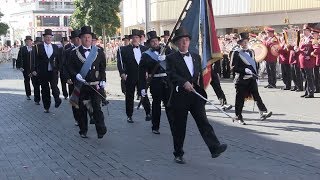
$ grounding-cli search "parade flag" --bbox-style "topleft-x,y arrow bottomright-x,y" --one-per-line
179,0 -> 222,89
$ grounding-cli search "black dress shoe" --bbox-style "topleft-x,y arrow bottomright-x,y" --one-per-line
296,89 -> 303,92
127,117 -> 134,123
300,94 -> 307,98
44,109 -> 49,113
281,87 -> 290,90
152,130 -> 160,134
305,94 -> 314,98
55,98 -> 62,108
290,87 -> 297,91
35,102 -> 40,105
264,85 -> 270,88
174,156 -> 186,164
212,144 -> 228,158
260,111 -> 272,120
64,96 -> 68,100
26,96 -> 31,100
97,134 -> 104,139
145,114 -> 152,121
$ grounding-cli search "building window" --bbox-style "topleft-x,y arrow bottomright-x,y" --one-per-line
63,16 -> 70,27
36,16 -> 60,27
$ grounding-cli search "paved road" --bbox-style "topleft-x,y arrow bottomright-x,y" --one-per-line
0,62 -> 319,180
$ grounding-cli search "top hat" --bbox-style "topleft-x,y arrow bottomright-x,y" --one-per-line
146,31 -> 160,42
139,30 -> 145,37
122,35 -> 130,41
35,37 -> 42,43
92,33 -> 97,40
129,29 -> 141,38
43,29 -> 53,36
25,36 -> 33,41
69,30 -> 81,39
61,37 -> 68,42
161,30 -> 170,37
264,27 -> 275,33
79,26 -> 94,37
311,28 -> 320,34
237,32 -> 250,44
172,27 -> 192,43
303,24 -> 312,30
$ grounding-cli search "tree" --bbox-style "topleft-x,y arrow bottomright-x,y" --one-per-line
70,0 -> 121,37
0,12 -> 9,36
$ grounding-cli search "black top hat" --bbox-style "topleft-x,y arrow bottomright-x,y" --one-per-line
79,26 -> 94,37
237,32 -> 250,44
25,36 -> 32,41
129,29 -> 141,38
161,30 -> 170,37
35,37 -> 42,43
122,35 -> 130,41
146,31 -> 160,42
92,33 -> 97,40
139,30 -> 145,37
69,30 -> 81,39
61,37 -> 68,42
43,29 -> 53,36
172,27 -> 191,43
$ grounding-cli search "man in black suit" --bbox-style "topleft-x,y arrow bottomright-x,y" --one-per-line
160,30 -> 176,55
230,32 -> 272,125
68,26 -> 107,139
16,36 -> 41,104
117,29 -> 151,123
63,30 -> 82,126
32,29 -> 62,113
59,37 -> 71,99
166,27 -> 227,164
138,31 -> 175,134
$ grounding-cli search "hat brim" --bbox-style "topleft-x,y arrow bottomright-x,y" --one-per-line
25,38 -> 33,41
172,35 -> 191,43
147,37 -> 160,43
161,35 -> 170,38
237,38 -> 249,44
78,33 -> 94,37
43,34 -> 53,36
129,35 -> 141,38
122,38 -> 129,41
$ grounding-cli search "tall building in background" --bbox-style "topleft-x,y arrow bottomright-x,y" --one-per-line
7,0 -> 74,43
122,0 -> 320,35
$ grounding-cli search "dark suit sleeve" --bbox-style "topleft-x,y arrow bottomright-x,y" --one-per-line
32,45 -> 40,72
16,47 -> 23,69
231,51 -> 245,74
63,49 -> 71,80
138,53 -> 148,91
68,50 -> 78,80
117,47 -> 125,76
196,55 -> 205,89
99,49 -> 107,82
166,54 -> 187,87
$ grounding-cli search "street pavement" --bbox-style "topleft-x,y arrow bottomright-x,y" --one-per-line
0,62 -> 319,180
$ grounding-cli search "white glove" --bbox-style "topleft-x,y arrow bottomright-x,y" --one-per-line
141,89 -> 147,97
76,73 -> 86,83
158,55 -> 166,61
99,81 -> 106,89
19,68 -> 24,72
294,46 -> 299,52
245,68 -> 253,75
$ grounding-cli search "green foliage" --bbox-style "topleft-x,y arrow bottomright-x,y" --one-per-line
0,11 -> 9,36
70,0 -> 121,37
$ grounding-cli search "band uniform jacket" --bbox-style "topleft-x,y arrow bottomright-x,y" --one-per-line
297,36 -> 315,69
263,36 -> 279,62
312,39 -> 320,66
230,49 -> 258,86
16,46 -> 34,75
166,51 -> 207,108
117,44 -> 148,84
138,49 -> 167,91
32,43 -> 61,77
68,46 -> 106,83
278,44 -> 291,65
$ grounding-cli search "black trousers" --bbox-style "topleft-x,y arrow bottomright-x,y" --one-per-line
266,61 -> 277,86
23,72 -> 32,97
281,64 -> 292,89
68,84 -> 79,123
302,68 -> 315,96
121,79 -> 126,94
125,80 -> 151,117
77,85 -> 107,135
235,79 -> 267,118
222,55 -> 230,78
31,76 -> 41,103
291,64 -> 303,90
12,58 -> 16,69
39,71 -> 60,110
149,78 -> 174,131
61,78 -> 68,98
172,93 -> 221,157
314,66 -> 320,92
210,72 -> 227,103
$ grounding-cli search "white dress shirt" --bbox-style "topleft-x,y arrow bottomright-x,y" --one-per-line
83,46 -> 91,59
133,46 -> 142,64
44,43 -> 53,71
181,51 -> 194,76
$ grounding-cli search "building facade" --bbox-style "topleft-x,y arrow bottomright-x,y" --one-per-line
122,0 -> 320,35
5,0 -> 74,43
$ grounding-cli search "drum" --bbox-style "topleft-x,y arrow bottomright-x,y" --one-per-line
251,43 -> 267,62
